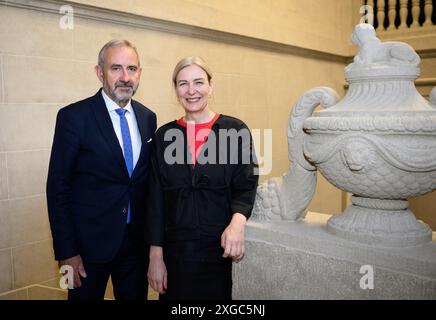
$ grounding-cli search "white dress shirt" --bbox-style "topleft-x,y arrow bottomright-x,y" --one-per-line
101,90 -> 142,170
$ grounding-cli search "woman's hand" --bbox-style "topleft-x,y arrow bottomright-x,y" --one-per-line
221,213 -> 247,262
148,245 -> 167,294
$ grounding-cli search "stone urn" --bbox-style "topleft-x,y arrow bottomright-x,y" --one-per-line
253,23 -> 436,247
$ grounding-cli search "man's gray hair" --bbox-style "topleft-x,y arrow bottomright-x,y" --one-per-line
97,39 -> 140,69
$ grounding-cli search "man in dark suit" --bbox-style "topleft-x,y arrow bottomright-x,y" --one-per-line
46,39 -> 156,300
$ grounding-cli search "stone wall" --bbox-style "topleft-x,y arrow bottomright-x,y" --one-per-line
0,0 -> 349,296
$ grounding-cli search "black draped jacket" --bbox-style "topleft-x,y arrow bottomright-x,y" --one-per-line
146,114 -> 259,245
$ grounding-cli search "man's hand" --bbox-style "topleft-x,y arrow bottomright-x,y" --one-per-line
58,255 -> 87,288
148,246 -> 167,294
221,213 -> 247,262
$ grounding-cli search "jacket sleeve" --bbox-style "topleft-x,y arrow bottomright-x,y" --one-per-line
145,137 -> 166,246
230,124 -> 259,220
46,108 -> 79,261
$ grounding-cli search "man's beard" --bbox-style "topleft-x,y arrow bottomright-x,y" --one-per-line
109,81 -> 136,104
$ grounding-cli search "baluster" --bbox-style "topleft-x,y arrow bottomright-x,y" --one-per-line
387,0 -> 397,30
377,0 -> 386,30
423,0 -> 433,26
411,0 -> 421,28
398,0 -> 408,28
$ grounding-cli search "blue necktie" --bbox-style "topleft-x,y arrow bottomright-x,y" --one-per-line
115,108 -> 133,224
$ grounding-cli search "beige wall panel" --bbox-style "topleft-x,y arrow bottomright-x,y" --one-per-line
0,6 -> 74,59
7,150 -> 50,198
73,18 -> 132,63
0,105 -> 4,153
3,55 -> 71,104
0,61 -> 6,156
411,191 -> 436,231
128,31 -> 181,69
208,73 -> 236,106
72,60 -> 103,101
0,153 -> 7,200
3,56 -> 99,104
39,277 -> 61,289
419,57 -> 436,79
104,278 -> 114,300
0,56 -> 3,104
0,201 -> 11,250
13,240 -> 58,288
352,0 -> 366,22
0,104 -> 60,152
0,288 -> 28,300
70,0 -> 354,56
28,286 -> 67,300
148,287 -> 159,300
211,72 -> 270,108
229,74 -> 269,107
153,104 -> 181,127
225,105 -> 270,132
132,30 -> 202,70
8,196 -> 51,247
135,66 -> 175,106
206,45 -> 251,76
0,249 -> 12,293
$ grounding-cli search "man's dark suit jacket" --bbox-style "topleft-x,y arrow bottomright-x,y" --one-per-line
47,89 -> 157,263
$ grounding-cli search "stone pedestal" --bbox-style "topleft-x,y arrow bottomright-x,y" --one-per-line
233,212 -> 436,299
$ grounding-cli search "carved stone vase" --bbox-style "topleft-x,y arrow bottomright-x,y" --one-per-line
253,24 -> 436,247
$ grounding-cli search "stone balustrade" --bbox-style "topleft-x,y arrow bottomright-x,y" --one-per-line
363,0 -> 435,30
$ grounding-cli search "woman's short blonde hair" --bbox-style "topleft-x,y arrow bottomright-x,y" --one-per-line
172,56 -> 213,87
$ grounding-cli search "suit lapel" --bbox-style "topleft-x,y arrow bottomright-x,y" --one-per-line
91,89 -> 128,175
131,102 -> 149,177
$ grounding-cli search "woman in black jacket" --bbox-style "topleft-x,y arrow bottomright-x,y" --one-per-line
146,56 -> 258,300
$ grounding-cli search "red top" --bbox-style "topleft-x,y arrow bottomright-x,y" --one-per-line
177,113 -> 220,165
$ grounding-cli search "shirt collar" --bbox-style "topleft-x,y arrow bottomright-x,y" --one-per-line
101,88 -> 133,114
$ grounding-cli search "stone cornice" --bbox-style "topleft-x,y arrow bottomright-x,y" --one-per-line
3,0 -> 435,64
0,0 -> 349,63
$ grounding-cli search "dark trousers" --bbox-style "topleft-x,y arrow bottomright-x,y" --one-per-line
159,237 -> 232,300
68,228 -> 148,300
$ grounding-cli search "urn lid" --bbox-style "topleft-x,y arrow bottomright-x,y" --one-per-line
304,24 -> 436,133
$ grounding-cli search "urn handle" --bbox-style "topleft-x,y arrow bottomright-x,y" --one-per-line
252,87 -> 340,221
288,87 -> 339,170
